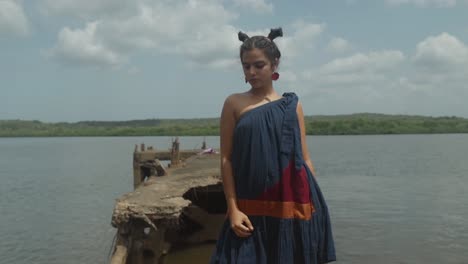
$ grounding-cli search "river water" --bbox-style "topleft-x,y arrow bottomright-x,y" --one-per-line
1,135 -> 467,263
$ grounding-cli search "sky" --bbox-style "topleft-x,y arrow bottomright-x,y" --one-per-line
1,0 -> 468,122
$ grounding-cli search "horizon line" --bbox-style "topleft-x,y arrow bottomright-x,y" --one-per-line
1,112 -> 467,123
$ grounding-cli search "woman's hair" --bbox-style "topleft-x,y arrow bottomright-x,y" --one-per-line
238,27 -> 283,66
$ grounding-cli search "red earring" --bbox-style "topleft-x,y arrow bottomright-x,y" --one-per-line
272,72 -> 279,81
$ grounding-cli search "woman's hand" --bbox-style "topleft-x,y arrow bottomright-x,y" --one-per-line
229,209 -> 254,237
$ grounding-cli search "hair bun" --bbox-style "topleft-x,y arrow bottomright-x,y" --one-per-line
238,31 -> 250,42
268,27 -> 283,41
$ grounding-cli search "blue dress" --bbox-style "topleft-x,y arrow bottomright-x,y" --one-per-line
210,92 -> 336,264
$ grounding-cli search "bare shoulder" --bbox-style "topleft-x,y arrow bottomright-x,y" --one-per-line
223,92 -> 250,120
224,93 -> 245,106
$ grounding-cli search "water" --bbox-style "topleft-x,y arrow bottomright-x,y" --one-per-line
315,134 -> 468,263
0,135 -> 467,264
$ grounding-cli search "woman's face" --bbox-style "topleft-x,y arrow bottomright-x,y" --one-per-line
241,48 -> 276,89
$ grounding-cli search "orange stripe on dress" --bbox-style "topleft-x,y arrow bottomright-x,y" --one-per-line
237,199 -> 315,220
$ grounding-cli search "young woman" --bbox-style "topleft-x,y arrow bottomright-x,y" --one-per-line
210,28 -> 336,264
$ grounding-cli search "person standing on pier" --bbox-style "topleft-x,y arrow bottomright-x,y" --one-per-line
210,27 -> 336,264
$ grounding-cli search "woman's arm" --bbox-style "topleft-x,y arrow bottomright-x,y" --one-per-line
297,102 -> 317,177
220,95 -> 253,237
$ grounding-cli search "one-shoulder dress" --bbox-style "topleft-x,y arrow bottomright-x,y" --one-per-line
210,92 -> 336,264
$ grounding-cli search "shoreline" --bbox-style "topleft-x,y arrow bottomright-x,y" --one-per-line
2,114 -> 468,137
1,132 -> 468,138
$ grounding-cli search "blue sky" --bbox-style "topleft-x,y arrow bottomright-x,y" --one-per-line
1,0 -> 468,122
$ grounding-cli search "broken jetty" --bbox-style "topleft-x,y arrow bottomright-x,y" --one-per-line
109,138 -> 226,264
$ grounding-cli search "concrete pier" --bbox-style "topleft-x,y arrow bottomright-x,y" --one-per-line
110,141 -> 225,264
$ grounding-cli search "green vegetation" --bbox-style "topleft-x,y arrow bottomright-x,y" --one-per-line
305,113 -> 468,135
1,113 -> 468,137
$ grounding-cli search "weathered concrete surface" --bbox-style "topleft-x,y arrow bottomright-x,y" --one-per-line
110,148 -> 226,264
135,150 -> 200,161
112,153 -> 222,228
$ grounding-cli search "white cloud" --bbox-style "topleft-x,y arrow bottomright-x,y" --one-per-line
385,0 -> 458,7
278,50 -> 405,102
44,1 -> 324,70
305,33 -> 468,98
326,37 -> 351,53
289,51 -> 403,105
49,21 -> 122,67
0,0 -> 29,36
280,32 -> 468,117
409,32 -> 468,92
47,0 -> 240,68
413,32 -> 468,71
39,0 -> 136,19
232,0 -> 273,13
319,50 -> 405,74
276,21 -> 325,58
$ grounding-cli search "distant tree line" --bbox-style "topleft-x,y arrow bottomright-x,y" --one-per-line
304,113 -> 468,135
1,113 -> 468,137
